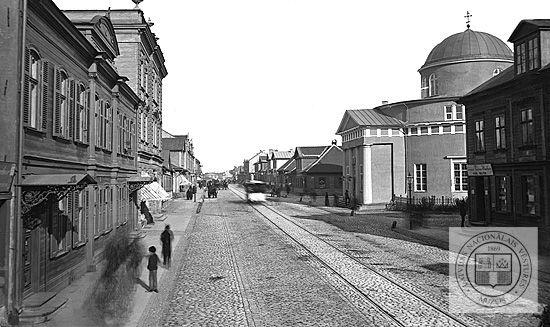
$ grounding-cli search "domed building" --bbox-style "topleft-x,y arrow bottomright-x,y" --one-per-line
419,29 -> 513,98
336,26 -> 513,206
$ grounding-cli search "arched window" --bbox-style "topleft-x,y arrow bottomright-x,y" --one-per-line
428,73 -> 438,96
23,49 -> 40,128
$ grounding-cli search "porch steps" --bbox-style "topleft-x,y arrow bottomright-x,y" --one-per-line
18,292 -> 67,325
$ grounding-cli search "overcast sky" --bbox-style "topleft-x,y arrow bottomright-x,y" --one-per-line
53,0 -> 550,172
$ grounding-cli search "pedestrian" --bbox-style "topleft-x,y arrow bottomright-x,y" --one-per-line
344,190 -> 350,206
160,225 -> 174,267
147,246 -> 160,292
458,198 -> 468,227
325,192 -> 329,206
285,183 -> 291,197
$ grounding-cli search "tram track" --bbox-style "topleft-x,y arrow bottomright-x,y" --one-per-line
230,186 -> 485,327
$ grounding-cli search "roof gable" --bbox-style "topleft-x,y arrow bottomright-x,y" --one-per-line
303,146 -> 343,174
509,20 -> 550,43
336,109 -> 404,134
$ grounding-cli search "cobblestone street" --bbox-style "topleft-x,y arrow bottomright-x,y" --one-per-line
130,187 -> 545,327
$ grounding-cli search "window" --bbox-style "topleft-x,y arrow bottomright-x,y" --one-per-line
495,176 -> 510,212
495,115 -> 506,149
414,164 -> 427,192
76,84 -> 88,143
444,104 -> 464,120
420,126 -> 428,135
50,195 -> 74,257
455,124 -> 464,133
72,190 -> 87,247
421,76 -> 428,98
452,161 -> 467,192
104,102 -> 111,150
54,71 -> 69,138
443,125 -> 452,133
23,49 -> 40,128
528,37 -> 540,70
428,74 -> 438,96
516,43 -> 527,74
410,127 -> 418,135
522,175 -> 539,215
475,120 -> 484,152
431,126 -> 440,134
521,109 -> 534,145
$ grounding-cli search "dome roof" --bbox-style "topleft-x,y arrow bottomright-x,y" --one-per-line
421,29 -> 513,70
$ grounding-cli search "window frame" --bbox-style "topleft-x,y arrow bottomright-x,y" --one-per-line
520,108 -> 534,146
495,114 -> 506,150
474,119 -> 485,152
451,160 -> 468,192
428,73 -> 438,97
414,163 -> 427,192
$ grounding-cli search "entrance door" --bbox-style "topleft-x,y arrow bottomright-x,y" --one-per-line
22,229 -> 32,295
474,177 -> 486,224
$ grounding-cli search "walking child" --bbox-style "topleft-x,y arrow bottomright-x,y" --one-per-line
147,246 -> 160,292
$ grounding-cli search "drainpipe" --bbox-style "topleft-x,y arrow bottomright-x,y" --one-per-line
7,0 -> 27,323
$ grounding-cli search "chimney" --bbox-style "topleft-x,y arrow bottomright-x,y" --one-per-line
331,139 -> 337,145
382,100 -> 389,105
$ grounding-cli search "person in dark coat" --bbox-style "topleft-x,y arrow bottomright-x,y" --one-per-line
160,225 -> 174,267
325,192 -> 330,206
147,246 -> 160,292
140,201 -> 154,224
344,190 -> 350,206
457,198 -> 468,227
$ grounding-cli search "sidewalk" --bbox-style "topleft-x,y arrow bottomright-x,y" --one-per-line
42,198 -> 198,327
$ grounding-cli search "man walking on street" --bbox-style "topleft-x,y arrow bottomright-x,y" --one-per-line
160,225 -> 174,267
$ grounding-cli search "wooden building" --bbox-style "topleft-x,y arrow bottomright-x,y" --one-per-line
0,1 -> 157,318
460,20 -> 550,234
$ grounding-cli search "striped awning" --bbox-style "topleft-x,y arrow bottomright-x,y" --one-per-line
139,181 -> 171,201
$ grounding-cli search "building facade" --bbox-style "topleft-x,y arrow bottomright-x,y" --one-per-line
65,9 -> 168,183
336,27 -> 514,205
0,1 -> 152,318
461,20 -> 550,232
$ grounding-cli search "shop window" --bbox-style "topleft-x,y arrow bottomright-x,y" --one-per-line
522,175 -> 539,215
495,176 -> 510,212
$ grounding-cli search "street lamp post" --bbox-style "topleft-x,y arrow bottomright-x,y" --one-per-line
407,172 -> 414,229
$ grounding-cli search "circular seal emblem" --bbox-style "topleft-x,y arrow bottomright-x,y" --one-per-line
454,231 -> 532,308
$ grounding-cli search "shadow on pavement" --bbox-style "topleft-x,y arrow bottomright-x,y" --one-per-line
135,278 -> 150,291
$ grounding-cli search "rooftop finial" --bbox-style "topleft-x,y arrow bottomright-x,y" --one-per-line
464,11 -> 472,29
132,0 -> 143,9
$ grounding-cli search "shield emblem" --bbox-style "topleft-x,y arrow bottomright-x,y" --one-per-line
475,253 -> 512,287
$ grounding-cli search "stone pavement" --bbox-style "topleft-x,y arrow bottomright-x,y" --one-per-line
43,198 -> 198,327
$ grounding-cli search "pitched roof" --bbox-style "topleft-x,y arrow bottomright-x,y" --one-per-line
271,150 -> 293,160
277,158 -> 296,173
336,109 -> 404,134
463,65 -> 515,97
295,146 -> 327,158
509,20 -> 550,42
162,136 -> 187,150
302,145 -> 343,174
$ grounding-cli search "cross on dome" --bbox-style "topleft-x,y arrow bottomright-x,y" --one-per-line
465,11 -> 472,29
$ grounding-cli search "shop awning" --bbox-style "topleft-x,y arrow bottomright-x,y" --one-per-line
20,173 -> 96,187
176,175 -> 191,186
139,181 -> 171,201
19,173 -> 97,229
